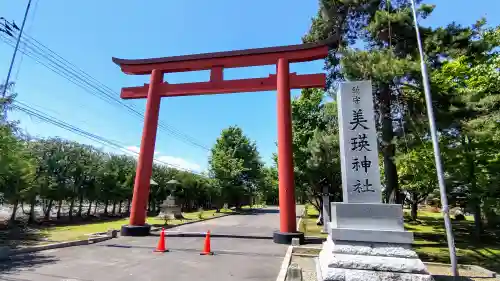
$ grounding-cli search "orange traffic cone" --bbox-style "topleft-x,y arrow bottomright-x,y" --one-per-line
154,228 -> 169,253
200,230 -> 214,255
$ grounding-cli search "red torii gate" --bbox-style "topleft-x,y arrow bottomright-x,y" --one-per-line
113,38 -> 333,244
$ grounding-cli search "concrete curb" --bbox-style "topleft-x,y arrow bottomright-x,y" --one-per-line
276,245 -> 294,281
85,212 -> 233,237
0,235 -> 112,260
315,257 -> 323,281
149,213 -> 232,232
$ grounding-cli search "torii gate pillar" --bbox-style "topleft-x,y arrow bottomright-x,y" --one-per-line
112,37 -> 334,244
275,58 -> 298,240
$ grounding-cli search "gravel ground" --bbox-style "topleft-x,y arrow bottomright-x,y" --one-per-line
290,255 -> 317,281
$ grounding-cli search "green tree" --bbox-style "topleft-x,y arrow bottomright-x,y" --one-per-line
397,144 -> 437,220
209,126 -> 264,208
260,166 -> 279,205
429,25 -> 500,234
289,88 -> 329,203
0,126 -> 35,225
305,0 -> 491,205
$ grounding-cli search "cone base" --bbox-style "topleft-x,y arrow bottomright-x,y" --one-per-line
121,224 -> 151,236
273,231 -> 304,245
154,249 -> 169,253
200,252 -> 214,255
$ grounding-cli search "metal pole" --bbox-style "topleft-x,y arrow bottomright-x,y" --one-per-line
409,0 -> 458,277
1,0 -> 32,119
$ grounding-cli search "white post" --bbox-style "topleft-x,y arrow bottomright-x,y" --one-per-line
322,186 -> 330,233
410,0 -> 458,276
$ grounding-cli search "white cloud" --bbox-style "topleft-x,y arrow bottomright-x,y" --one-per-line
124,146 -> 202,172
155,155 -> 202,172
126,146 -> 141,154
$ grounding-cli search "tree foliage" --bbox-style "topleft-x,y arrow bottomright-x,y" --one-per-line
209,126 -> 264,208
301,0 -> 500,232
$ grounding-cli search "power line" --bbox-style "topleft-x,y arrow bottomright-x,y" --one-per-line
0,29 -> 209,150
13,100 -> 204,176
0,0 -> 32,121
0,22 -> 210,151
13,0 -> 39,85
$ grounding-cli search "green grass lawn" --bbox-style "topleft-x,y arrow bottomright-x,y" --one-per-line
298,205 -> 327,238
40,208 -> 233,242
299,205 -> 500,272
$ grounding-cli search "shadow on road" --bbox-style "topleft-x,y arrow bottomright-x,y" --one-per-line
0,225 -> 51,249
0,225 -> 59,275
233,208 -> 279,216
304,237 -> 326,245
0,252 -> 59,275
99,244 -> 283,258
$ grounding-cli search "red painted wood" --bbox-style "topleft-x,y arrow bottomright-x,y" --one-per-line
276,58 -> 296,233
210,66 -> 224,82
115,46 -> 329,74
114,40 -> 330,232
120,73 -> 325,99
129,69 -> 163,226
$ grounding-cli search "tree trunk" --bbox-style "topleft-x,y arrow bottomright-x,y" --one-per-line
87,201 -> 93,217
44,200 -> 53,220
317,199 -> 324,225
104,201 -> 109,215
464,135 -> 483,237
94,202 -> 98,215
28,197 -> 36,224
56,200 -> 63,219
127,199 -> 131,213
473,204 -> 482,237
9,199 -> 19,225
380,84 -> 400,204
118,200 -> 123,215
411,193 -> 419,221
77,195 -> 84,217
111,201 -> 117,215
69,200 -> 75,221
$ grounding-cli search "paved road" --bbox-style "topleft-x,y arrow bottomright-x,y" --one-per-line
0,206 -> 303,281
167,205 -> 303,237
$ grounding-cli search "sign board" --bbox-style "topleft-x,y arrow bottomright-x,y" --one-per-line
337,80 -> 382,203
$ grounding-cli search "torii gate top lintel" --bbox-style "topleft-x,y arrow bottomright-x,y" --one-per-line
112,36 -> 336,75
112,37 -> 336,99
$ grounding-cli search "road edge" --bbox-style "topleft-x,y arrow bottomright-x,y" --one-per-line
276,245 -> 294,281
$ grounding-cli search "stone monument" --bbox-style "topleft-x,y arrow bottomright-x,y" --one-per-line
159,195 -> 183,220
317,81 -> 434,281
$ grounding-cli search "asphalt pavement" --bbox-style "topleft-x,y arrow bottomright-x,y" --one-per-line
0,206 -> 303,281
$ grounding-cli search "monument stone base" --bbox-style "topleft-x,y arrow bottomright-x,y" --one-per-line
317,203 -> 434,281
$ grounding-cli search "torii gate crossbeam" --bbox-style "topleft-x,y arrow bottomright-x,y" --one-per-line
113,37 -> 334,244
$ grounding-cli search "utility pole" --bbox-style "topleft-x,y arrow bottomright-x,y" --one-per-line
1,0 -> 33,121
409,0 -> 459,277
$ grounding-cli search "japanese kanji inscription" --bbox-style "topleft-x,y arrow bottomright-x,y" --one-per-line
338,81 -> 382,203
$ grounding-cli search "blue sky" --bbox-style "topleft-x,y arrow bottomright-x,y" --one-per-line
1,0 -> 499,173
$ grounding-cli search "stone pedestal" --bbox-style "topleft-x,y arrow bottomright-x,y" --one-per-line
159,195 -> 183,219
329,203 -> 413,244
317,203 -> 434,281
